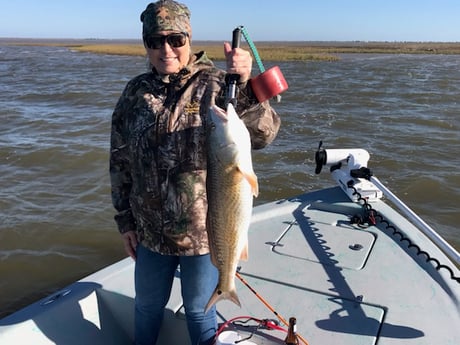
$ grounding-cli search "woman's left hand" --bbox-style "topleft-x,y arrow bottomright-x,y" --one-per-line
224,42 -> 252,84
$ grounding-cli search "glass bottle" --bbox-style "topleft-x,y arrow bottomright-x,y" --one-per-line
284,317 -> 299,345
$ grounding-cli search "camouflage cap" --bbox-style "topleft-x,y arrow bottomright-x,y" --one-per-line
141,0 -> 192,37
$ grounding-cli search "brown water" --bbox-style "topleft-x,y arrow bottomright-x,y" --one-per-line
1,44 -> 459,318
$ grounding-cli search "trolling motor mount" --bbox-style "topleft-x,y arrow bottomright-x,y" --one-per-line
315,141 -> 383,202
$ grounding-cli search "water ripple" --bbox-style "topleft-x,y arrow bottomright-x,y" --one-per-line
1,45 -> 459,317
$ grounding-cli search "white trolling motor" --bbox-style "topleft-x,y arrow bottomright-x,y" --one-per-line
314,141 -> 460,265
314,141 -> 383,202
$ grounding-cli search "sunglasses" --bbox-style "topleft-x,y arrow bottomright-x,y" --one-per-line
144,32 -> 188,49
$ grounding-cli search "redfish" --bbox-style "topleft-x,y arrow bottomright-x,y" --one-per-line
205,103 -> 258,313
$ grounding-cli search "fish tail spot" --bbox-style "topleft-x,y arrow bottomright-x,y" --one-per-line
204,287 -> 241,313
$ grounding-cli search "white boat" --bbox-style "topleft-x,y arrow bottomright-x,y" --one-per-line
1,145 -> 459,345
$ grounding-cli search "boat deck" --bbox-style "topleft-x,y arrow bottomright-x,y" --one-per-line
1,187 -> 459,344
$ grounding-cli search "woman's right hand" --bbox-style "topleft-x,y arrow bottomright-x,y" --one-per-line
121,231 -> 138,260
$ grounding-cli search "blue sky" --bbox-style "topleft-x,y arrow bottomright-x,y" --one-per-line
1,0 -> 459,42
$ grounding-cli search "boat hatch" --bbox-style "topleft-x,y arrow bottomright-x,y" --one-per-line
271,222 -> 375,270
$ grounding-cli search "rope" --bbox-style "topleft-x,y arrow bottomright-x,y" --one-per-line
239,26 -> 266,73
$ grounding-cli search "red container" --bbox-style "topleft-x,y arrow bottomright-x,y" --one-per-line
250,65 -> 288,102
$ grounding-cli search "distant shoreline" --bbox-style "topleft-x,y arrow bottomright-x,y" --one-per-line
2,38 -> 460,61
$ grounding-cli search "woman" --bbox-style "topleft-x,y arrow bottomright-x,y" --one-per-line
110,1 -> 280,344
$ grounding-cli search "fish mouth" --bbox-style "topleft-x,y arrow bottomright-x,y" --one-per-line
210,105 -> 228,122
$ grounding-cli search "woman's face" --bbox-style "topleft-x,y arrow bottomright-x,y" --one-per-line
144,31 -> 191,75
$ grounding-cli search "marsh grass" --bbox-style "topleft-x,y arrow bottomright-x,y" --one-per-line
6,40 -> 460,61
71,44 -> 146,56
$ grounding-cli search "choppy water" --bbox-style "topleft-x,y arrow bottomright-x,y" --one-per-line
1,43 -> 459,318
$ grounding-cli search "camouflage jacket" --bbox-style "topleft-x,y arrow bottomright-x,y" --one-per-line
110,51 -> 280,256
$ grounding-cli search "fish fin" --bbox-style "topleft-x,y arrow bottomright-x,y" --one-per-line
238,166 -> 259,197
204,286 -> 241,314
239,241 -> 249,261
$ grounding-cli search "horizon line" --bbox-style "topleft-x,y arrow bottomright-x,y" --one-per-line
1,37 -> 460,44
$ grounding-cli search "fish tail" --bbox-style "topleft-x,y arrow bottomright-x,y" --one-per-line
204,287 -> 241,313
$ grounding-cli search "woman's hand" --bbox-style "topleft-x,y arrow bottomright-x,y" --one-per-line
224,41 -> 252,84
121,231 -> 138,260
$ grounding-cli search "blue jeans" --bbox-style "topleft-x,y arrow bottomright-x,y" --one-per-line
134,244 -> 218,345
